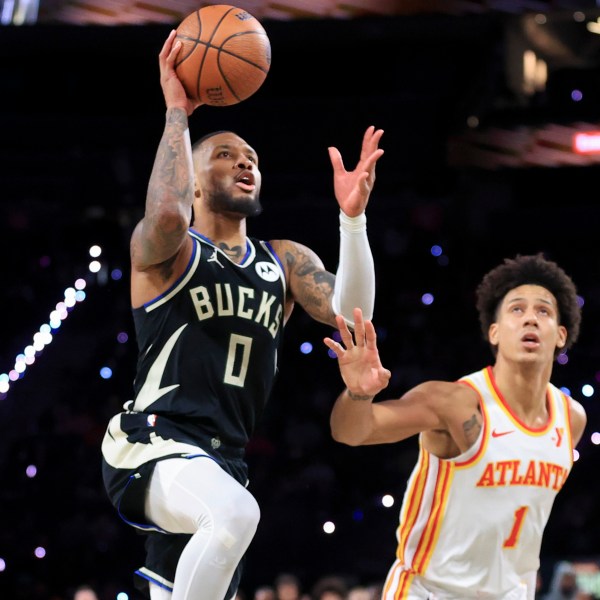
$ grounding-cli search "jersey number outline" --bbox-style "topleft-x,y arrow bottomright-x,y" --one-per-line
503,505 -> 529,549
224,333 -> 252,387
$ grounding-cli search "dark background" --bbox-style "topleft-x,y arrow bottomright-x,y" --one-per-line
1,7 -> 599,599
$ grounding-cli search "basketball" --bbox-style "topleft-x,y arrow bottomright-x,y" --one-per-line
174,4 -> 271,107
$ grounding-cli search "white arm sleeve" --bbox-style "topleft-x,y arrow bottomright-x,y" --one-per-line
332,210 -> 375,326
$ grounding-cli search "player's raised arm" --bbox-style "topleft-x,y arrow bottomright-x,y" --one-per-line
132,30 -> 200,274
329,126 -> 383,325
271,127 -> 383,328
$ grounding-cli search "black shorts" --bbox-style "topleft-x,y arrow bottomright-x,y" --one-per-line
102,424 -> 248,599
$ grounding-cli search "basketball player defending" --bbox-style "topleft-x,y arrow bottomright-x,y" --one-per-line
101,30 -> 383,600
325,254 -> 587,600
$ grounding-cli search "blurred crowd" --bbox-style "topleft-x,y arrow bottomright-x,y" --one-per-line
68,560 -> 600,600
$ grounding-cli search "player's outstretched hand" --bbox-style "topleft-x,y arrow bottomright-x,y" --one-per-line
328,126 -> 384,218
324,307 -> 391,398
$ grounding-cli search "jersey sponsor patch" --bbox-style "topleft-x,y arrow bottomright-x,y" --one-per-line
255,261 -> 280,282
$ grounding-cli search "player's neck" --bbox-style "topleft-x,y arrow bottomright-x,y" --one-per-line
192,214 -> 247,251
491,359 -> 552,425
192,219 -> 250,264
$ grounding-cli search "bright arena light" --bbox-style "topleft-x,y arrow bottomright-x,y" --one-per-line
89,245 -> 102,258
300,342 -> 313,354
582,385 -> 595,398
322,521 -> 336,534
381,494 -> 395,508
421,293 -> 434,306
89,260 -> 101,273
0,273 -> 89,399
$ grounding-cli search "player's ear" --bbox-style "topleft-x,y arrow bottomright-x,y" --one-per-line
556,325 -> 567,349
488,323 -> 498,345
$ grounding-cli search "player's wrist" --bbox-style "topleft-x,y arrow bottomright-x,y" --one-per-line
339,210 -> 366,232
165,106 -> 189,123
346,388 -> 374,402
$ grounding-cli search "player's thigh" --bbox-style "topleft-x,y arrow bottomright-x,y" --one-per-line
145,456 -> 257,533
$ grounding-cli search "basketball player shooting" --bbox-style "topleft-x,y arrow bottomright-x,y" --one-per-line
324,254 -> 587,600
101,29 -> 384,600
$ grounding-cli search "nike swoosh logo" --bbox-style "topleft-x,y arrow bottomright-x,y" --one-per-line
491,429 -> 515,438
133,324 -> 187,411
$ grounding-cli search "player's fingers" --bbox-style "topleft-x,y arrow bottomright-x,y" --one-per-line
338,325 -> 354,349
365,320 -> 378,349
160,30 -> 177,60
380,368 -> 392,383
166,40 -> 182,66
359,126 -> 375,160
370,128 -> 384,147
360,148 -> 385,173
353,315 -> 366,347
324,338 -> 344,357
328,146 -> 345,173
361,126 -> 383,158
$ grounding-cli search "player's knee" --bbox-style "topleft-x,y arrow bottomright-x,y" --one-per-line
230,488 -> 260,535
215,487 -> 260,543
239,489 -> 260,532
205,495 -> 259,560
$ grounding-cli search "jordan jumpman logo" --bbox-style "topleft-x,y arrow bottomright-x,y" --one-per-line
207,249 -> 224,268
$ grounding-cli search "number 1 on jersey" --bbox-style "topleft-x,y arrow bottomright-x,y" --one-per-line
224,333 -> 252,387
503,506 -> 528,549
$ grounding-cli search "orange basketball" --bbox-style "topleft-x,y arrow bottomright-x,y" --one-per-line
174,4 -> 271,106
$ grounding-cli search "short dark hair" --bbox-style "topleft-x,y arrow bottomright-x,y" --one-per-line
192,130 -> 233,152
475,253 -> 581,356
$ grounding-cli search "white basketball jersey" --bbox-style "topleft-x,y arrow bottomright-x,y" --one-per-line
383,366 -> 574,600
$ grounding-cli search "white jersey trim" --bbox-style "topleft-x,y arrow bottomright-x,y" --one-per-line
145,238 -> 202,313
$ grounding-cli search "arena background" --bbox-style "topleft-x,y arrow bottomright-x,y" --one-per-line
1,1 -> 599,598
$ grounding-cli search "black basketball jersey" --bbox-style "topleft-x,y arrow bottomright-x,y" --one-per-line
130,229 -> 286,448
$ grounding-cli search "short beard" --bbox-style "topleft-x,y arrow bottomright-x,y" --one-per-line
207,189 -> 263,218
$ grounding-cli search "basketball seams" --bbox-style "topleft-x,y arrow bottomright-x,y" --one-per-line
194,7 -> 237,99
177,34 -> 269,72
174,4 -> 271,106
202,6 -> 236,44
218,32 -> 270,73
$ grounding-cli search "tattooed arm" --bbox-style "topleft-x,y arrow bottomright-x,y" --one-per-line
130,31 -> 201,307
131,108 -> 194,272
269,239 -> 337,327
